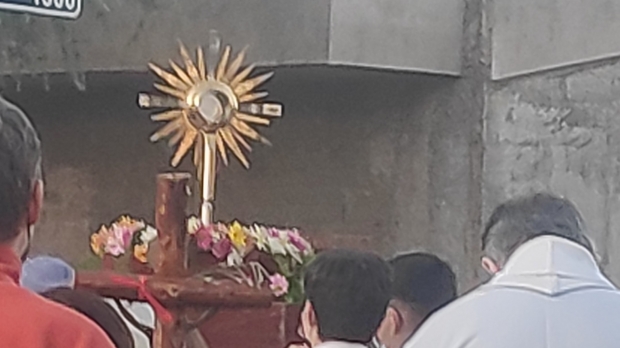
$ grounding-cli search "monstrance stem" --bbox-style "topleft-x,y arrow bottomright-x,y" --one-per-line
200,29 -> 221,226
200,134 -> 217,225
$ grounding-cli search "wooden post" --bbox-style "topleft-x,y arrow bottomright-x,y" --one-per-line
153,321 -> 185,348
155,173 -> 191,348
155,173 -> 191,277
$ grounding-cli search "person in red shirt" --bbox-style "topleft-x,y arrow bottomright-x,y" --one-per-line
0,96 -> 115,348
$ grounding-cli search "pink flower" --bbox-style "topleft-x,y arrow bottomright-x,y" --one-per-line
104,226 -> 132,257
288,230 -> 308,252
211,238 -> 232,260
267,228 -> 280,238
196,225 -> 214,251
119,227 -> 133,247
104,238 -> 125,257
269,274 -> 289,297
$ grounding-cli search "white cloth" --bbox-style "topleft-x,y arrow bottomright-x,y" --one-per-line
404,236 -> 620,348
105,299 -> 155,348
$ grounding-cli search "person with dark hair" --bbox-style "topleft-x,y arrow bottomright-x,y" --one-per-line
376,252 -> 456,348
404,193 -> 620,348
480,192 -> 593,274
0,97 -> 114,348
43,288 -> 135,348
292,249 -> 392,348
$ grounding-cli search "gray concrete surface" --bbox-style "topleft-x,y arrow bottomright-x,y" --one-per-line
0,0 -> 331,74
329,0 -> 463,75
0,0 -> 464,75
484,60 -> 620,284
492,0 -> 620,79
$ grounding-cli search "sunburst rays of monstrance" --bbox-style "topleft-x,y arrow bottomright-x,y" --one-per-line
138,39 -> 283,225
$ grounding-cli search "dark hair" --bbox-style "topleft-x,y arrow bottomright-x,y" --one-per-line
389,252 -> 456,318
482,193 -> 593,264
42,288 -> 134,348
0,97 -> 41,242
303,249 -> 392,343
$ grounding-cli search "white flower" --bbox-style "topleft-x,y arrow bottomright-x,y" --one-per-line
226,248 -> 244,267
285,243 -> 303,264
140,226 -> 158,244
135,220 -> 146,230
267,236 -> 287,255
250,225 -> 268,251
187,216 -> 201,235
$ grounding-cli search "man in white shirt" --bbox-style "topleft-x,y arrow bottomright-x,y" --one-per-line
291,249 -> 392,348
404,193 -> 620,348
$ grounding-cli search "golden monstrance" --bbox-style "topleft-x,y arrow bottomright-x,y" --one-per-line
138,33 -> 283,225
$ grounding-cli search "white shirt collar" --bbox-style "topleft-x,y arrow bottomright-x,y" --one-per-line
489,236 -> 615,294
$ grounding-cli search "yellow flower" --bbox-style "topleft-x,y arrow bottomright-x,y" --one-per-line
133,243 -> 149,263
90,225 -> 109,257
117,215 -> 139,229
227,221 -> 247,248
90,234 -> 103,257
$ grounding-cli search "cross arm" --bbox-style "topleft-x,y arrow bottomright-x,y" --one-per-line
76,271 -> 273,307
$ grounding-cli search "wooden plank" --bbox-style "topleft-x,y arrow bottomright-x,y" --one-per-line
76,271 -> 273,307
199,303 -> 302,348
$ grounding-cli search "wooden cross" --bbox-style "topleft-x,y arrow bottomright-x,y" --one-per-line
77,173 -> 273,348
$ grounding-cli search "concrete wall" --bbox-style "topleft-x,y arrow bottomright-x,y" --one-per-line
484,0 -> 620,284
483,60 -> 620,283
0,0 -> 331,74
492,0 -> 620,79
329,0 -> 463,74
0,66 -> 483,288
0,0 -> 464,75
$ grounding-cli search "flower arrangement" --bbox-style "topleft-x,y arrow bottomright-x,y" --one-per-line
187,217 -> 314,303
90,216 -> 158,263
90,215 -> 314,303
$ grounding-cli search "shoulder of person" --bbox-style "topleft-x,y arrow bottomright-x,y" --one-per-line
403,286 -> 490,348
430,283 -> 491,318
30,292 -> 116,348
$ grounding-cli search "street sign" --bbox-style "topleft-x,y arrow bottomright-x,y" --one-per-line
0,0 -> 82,19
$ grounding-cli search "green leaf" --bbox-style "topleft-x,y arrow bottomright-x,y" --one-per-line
284,276 -> 305,304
